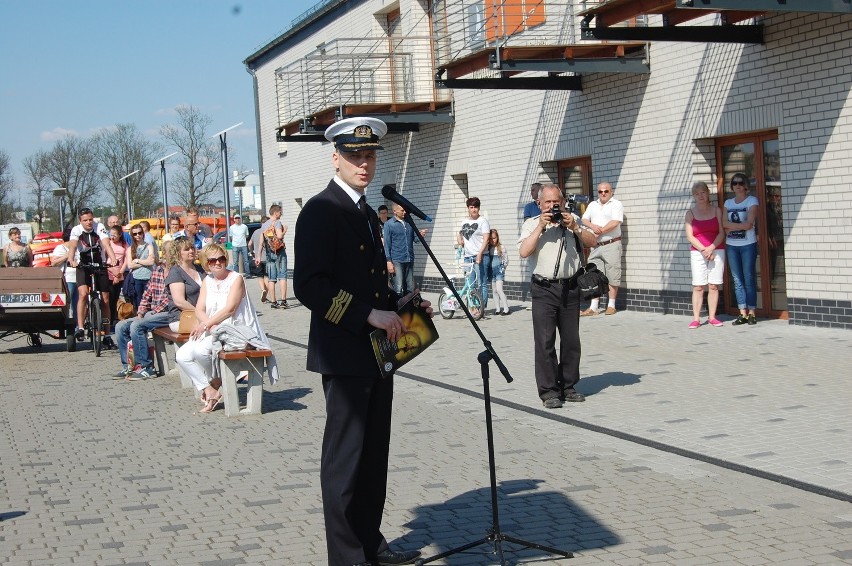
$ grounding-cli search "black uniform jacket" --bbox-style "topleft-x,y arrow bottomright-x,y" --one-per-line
293,180 -> 399,377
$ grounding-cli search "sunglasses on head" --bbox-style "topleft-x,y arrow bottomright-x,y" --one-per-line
207,255 -> 227,264
79,207 -> 93,216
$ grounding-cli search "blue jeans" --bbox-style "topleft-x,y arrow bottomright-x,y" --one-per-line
726,243 -> 757,310
116,311 -> 171,369
391,261 -> 415,296
266,250 -> 288,282
230,245 -> 250,275
464,256 -> 490,309
133,278 -> 149,311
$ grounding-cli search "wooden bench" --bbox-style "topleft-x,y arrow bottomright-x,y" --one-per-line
151,327 -> 192,388
218,349 -> 273,417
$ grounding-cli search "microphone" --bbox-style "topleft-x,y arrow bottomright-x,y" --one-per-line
381,185 -> 432,222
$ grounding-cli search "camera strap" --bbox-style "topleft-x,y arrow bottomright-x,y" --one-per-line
553,226 -> 567,279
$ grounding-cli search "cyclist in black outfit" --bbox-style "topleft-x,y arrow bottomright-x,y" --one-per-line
67,208 -> 118,341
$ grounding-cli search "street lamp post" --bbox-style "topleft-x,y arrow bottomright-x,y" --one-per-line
233,169 -> 254,220
118,169 -> 140,222
152,152 -> 178,233
52,187 -> 68,231
213,122 -> 242,244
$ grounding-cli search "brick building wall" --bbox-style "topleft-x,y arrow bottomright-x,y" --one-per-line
247,3 -> 852,329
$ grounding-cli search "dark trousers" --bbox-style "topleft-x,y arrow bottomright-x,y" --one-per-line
321,374 -> 394,566
530,278 -> 581,401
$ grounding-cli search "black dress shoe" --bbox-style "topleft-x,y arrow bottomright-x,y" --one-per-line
374,548 -> 421,565
564,391 -> 586,402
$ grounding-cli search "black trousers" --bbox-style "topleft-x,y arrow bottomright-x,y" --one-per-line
530,278 -> 581,401
321,374 -> 394,566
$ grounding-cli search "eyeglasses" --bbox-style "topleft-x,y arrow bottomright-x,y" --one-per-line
131,231 -> 143,236
184,222 -> 197,227
731,181 -> 746,186
206,256 -> 227,265
598,190 -> 611,194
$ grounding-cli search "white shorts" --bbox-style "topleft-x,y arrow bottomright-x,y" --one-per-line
690,249 -> 725,286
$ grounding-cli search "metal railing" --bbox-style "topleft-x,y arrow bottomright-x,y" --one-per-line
275,36 -> 450,128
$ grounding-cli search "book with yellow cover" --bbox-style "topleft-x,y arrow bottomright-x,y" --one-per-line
370,293 -> 439,378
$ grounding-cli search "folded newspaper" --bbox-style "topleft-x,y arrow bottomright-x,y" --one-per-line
370,293 -> 439,378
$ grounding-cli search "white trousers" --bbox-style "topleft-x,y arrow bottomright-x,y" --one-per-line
176,334 -> 214,391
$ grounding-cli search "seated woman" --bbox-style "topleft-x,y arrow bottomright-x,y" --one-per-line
3,227 -> 32,267
176,244 -> 271,413
164,239 -> 205,333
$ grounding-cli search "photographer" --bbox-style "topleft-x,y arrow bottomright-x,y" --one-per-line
518,184 -> 597,409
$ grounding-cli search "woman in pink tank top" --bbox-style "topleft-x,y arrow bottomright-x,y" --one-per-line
684,181 -> 726,329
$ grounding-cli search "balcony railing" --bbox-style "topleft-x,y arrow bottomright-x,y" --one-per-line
275,36 -> 450,129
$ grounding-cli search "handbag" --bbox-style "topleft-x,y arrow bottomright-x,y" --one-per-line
571,231 -> 609,300
178,310 -> 199,334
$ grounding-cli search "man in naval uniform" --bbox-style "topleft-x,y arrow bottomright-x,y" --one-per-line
293,117 -> 426,566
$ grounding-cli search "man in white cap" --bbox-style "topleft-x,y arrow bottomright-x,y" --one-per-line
294,117 -> 427,566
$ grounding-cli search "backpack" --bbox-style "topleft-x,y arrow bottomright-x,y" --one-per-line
264,226 -> 285,253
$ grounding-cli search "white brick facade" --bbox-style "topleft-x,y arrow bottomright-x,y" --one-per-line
246,3 -> 852,328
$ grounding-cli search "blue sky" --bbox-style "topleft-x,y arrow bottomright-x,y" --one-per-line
0,0 -> 320,206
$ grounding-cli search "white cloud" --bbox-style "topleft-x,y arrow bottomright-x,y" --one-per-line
40,127 -> 78,141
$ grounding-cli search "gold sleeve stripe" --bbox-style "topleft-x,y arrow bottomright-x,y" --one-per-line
325,290 -> 353,324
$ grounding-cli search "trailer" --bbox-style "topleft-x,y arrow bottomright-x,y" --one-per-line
0,267 -> 75,351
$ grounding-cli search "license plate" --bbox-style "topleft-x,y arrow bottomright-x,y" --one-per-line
0,293 -> 43,306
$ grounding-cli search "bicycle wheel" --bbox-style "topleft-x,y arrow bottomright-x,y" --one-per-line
89,296 -> 103,357
466,289 -> 483,321
438,292 -> 455,319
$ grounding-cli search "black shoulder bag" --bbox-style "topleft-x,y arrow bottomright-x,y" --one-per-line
571,231 -> 609,300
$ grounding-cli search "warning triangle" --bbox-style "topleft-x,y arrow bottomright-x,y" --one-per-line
51,295 -> 65,306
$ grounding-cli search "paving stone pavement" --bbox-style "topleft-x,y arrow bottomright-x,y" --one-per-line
1,284 -> 850,565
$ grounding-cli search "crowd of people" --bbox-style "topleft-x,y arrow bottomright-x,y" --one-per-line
2,206 -> 284,415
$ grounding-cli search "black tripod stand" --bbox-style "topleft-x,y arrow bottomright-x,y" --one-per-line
400,211 -> 573,565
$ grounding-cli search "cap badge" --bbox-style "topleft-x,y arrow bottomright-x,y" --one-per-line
354,125 -> 373,139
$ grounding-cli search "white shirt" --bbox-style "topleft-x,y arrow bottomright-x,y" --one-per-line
229,223 -> 250,247
458,215 -> 490,258
70,222 -> 109,262
582,198 -> 624,241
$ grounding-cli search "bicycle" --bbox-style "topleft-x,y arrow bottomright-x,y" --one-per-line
78,263 -> 110,357
438,260 -> 484,321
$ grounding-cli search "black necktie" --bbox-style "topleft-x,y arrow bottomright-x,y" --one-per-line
358,195 -> 374,243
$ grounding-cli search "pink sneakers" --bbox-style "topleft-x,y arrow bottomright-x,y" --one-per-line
688,320 -> 700,329
708,318 -> 724,327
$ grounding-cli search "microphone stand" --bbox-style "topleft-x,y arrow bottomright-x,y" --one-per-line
401,211 -> 573,565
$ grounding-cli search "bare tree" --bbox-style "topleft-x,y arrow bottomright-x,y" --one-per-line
42,135 -> 100,220
0,149 -> 13,223
94,124 -> 162,221
21,151 -> 53,231
159,105 -> 221,209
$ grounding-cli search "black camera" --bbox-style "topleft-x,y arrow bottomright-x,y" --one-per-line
566,193 -> 590,214
550,205 -> 564,224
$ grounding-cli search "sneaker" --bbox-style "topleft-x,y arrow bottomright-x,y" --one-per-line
277,300 -> 288,309
74,327 -> 85,341
127,366 -> 157,381
102,336 -> 115,350
112,367 -> 131,379
688,320 -> 701,329
270,301 -> 280,309
708,318 -> 724,327
580,308 -> 597,317
543,398 -> 563,409
747,314 -> 757,325
732,315 -> 749,326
